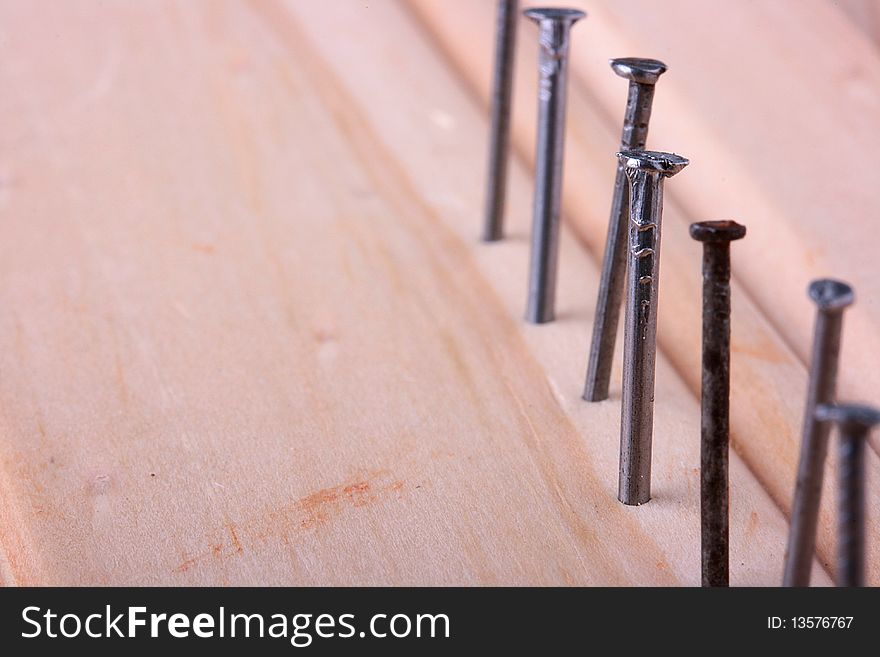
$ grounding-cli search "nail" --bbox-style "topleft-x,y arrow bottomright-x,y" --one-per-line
814,403 -> 880,587
690,220 -> 747,586
523,7 -> 585,324
482,0 -> 520,242
783,279 -> 855,586
583,58 -> 667,402
617,150 -> 689,506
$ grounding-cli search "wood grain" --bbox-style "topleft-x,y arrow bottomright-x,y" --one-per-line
407,0 -> 880,584
0,0 -> 858,585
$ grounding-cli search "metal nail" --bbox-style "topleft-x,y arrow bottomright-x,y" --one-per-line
583,58 -> 667,402
482,0 -> 520,242
690,220 -> 747,587
814,403 -> 880,587
617,150 -> 688,506
783,279 -> 855,586
523,7 -> 585,324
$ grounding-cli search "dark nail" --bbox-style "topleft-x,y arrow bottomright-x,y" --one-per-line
814,403 -> 880,587
690,220 -> 747,587
617,150 -> 689,505
583,58 -> 667,402
783,279 -> 855,586
482,0 -> 520,242
523,7 -> 585,324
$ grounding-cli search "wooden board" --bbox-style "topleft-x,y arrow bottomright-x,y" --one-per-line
0,0 -> 872,585
408,0 -> 880,583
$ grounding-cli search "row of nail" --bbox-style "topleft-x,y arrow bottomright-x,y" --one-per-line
481,3 -> 876,586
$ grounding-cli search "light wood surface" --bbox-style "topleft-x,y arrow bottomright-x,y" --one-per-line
0,0 -> 872,585
408,0 -> 880,584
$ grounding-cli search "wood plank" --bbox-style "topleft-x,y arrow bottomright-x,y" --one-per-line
0,0 -> 834,585
408,0 -> 879,584
276,0 -> 823,585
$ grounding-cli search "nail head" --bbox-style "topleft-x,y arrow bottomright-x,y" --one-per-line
523,7 -> 586,24
808,278 -> 855,311
618,149 -> 689,176
815,403 -> 880,429
689,220 -> 747,243
610,57 -> 668,84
